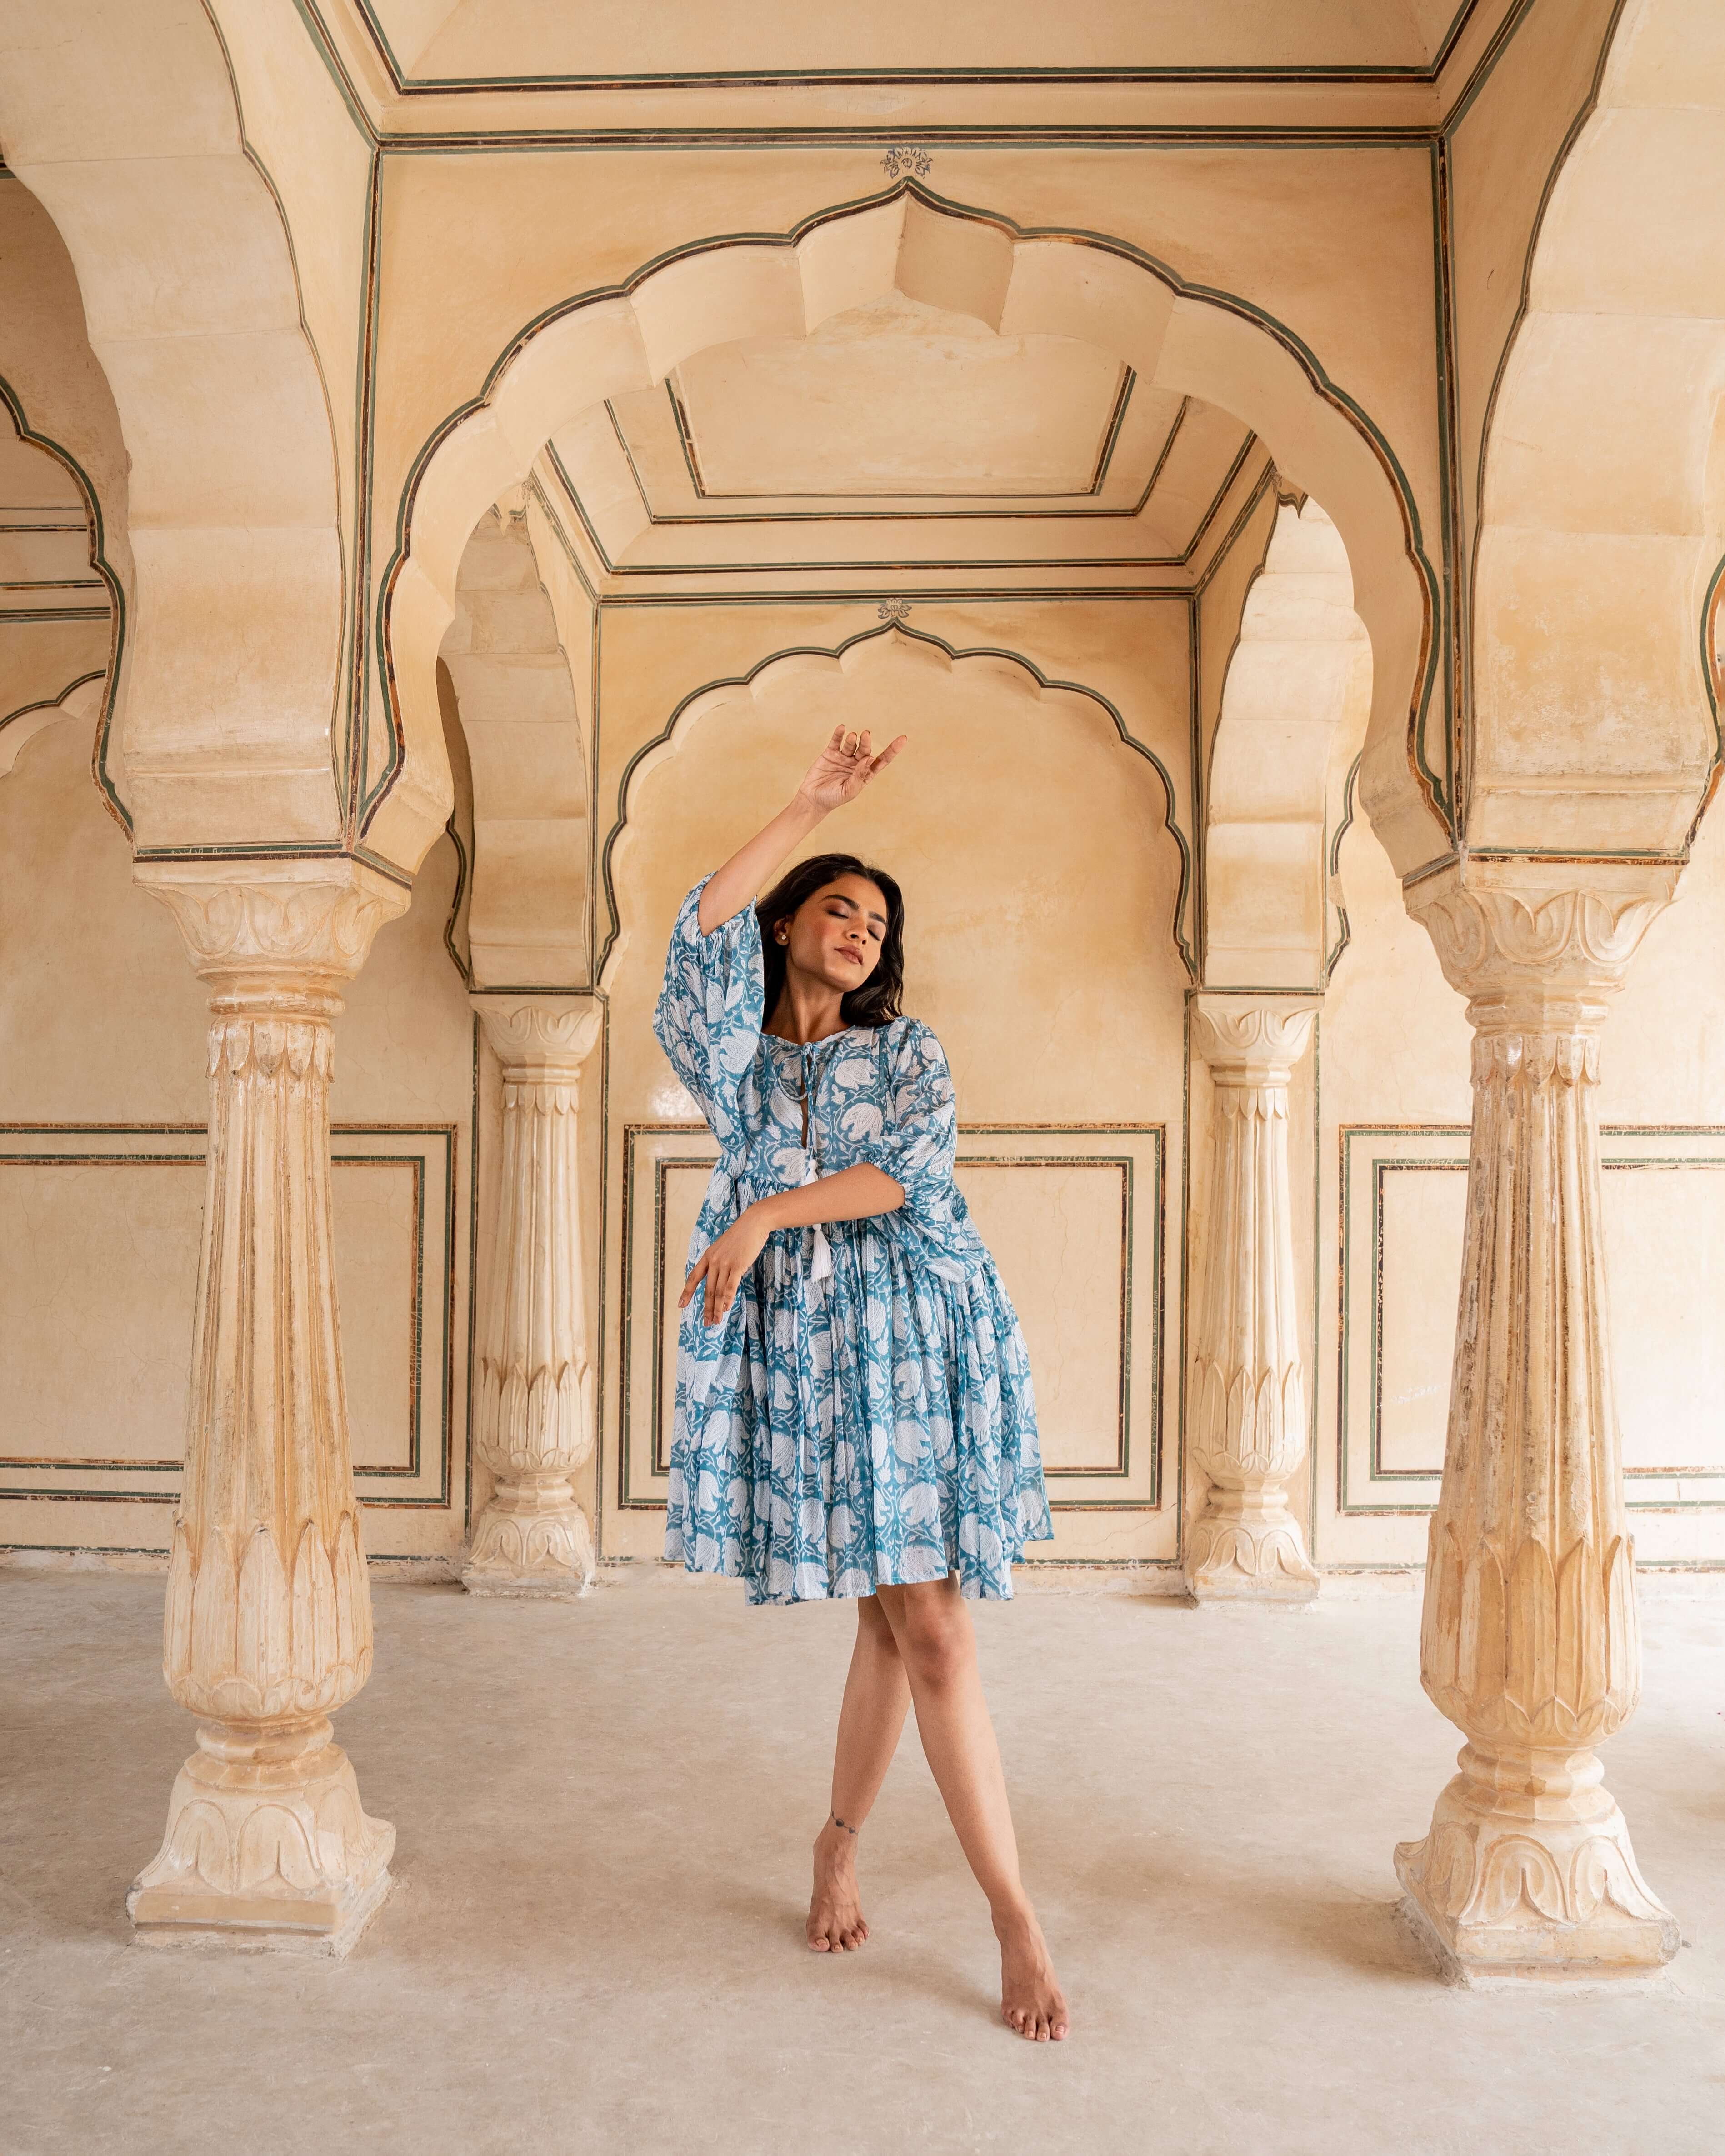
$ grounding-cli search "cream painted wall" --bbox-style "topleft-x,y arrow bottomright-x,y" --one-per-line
0,717 -> 478,1563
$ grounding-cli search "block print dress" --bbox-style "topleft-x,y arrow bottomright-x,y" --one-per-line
653,875 -> 1053,1605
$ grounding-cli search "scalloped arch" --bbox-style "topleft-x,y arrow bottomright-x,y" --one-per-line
596,617 -> 1197,988
370,182 -> 1443,884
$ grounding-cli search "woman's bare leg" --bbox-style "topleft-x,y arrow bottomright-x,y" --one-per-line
808,1594 -> 912,1952
874,1576 -> 1069,2041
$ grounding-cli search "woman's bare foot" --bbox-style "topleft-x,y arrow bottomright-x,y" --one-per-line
995,1906 -> 1069,2041
806,1822 -> 869,1953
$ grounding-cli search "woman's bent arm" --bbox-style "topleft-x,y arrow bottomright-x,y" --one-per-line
680,1165 -> 904,1325
754,1163 -> 904,1228
696,725 -> 907,936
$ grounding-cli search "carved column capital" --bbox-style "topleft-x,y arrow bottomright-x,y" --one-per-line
135,857 -> 410,1012
472,992 -> 603,1083
1405,861 -> 1675,1032
1190,995 -> 1318,1083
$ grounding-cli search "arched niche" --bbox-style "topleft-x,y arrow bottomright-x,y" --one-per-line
1469,0 -> 1725,856
371,185 -> 1443,887
0,0 -> 347,853
602,620 -> 1193,1126
0,667 -> 108,783
1205,499 -> 1372,990
0,406 -> 114,797
439,502 -> 588,986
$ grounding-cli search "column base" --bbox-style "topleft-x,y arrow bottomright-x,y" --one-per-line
1187,1502 -> 1319,1603
1394,1752 -> 1678,1979
128,1719 -> 394,1957
462,1482 -> 595,1598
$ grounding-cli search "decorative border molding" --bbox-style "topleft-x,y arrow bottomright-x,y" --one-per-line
0,1122 -> 460,1526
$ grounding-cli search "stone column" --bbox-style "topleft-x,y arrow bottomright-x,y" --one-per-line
1187,996 -> 1320,1601
464,995 -> 603,1598
1395,865 -> 1680,1979
127,860 -> 409,1953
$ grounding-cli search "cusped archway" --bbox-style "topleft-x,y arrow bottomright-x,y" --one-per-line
371,185 -> 1442,885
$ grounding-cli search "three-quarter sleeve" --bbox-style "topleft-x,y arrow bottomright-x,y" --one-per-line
848,1020 -> 975,1271
652,875 -> 765,1157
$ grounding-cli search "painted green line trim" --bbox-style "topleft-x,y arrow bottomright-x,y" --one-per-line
0,668 -> 106,737
1321,752 -> 1363,986
552,408 -> 1257,576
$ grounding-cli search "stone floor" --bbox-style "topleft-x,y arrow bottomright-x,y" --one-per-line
3,1566 -> 1724,2156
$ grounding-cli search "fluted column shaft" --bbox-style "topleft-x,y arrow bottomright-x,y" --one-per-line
465,995 -> 603,1597
1187,996 -> 1320,1601
128,861 -> 408,1952
1395,865 -> 1679,1978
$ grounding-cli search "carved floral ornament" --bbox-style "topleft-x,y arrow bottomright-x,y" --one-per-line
472,994 -> 604,1081
135,859 -> 410,991
1405,865 -> 1678,1007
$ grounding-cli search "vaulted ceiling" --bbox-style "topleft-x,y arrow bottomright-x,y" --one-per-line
355,0 -> 1480,85
538,295 -> 1264,594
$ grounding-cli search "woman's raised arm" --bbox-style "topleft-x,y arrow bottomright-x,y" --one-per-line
695,725 -> 907,936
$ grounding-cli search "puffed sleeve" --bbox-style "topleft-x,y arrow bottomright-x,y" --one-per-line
652,875 -> 765,1158
850,1020 -> 975,1271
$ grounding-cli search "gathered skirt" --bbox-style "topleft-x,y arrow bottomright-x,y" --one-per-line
664,1214 -> 1052,1605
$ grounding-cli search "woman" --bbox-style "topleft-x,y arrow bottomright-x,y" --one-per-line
653,723 -> 1070,2043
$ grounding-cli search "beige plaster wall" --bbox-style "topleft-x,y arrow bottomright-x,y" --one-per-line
0,718 -> 477,1563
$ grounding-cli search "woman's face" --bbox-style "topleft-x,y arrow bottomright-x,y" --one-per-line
778,875 -> 889,996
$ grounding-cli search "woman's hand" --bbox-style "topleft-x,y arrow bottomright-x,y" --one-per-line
680,1206 -> 774,1327
794,725 -> 907,816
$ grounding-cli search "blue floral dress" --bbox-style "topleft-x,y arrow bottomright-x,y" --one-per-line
653,875 -> 1052,1605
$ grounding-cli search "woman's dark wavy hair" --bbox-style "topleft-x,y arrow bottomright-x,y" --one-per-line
756,852 -> 905,1030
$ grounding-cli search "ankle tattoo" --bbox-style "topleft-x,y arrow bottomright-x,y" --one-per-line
830,1813 -> 859,1836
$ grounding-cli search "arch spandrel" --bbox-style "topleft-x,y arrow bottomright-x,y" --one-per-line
370,184 -> 1445,891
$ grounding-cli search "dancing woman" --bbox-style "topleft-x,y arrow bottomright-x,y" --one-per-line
653,725 -> 1069,2042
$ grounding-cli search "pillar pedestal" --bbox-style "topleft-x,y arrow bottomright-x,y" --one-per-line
1187,997 -> 1319,1602
128,861 -> 407,1954
464,995 -> 603,1599
1395,866 -> 1680,1981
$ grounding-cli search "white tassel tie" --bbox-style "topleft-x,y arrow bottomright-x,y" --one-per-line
801,1152 -> 833,1281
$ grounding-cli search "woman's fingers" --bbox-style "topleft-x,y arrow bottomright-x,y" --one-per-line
868,732 -> 908,775
705,1259 -> 735,1327
679,1249 -> 710,1310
